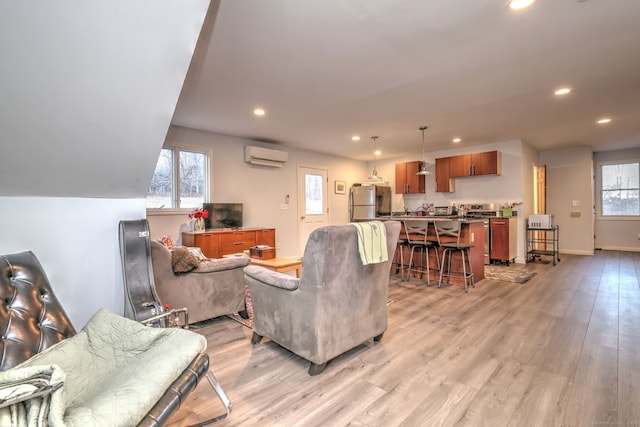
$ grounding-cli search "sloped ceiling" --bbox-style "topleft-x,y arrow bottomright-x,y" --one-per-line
0,0 -> 211,198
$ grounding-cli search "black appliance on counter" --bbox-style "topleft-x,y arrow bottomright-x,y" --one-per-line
434,206 -> 457,216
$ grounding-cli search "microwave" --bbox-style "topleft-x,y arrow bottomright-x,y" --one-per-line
528,214 -> 554,229
434,206 -> 456,216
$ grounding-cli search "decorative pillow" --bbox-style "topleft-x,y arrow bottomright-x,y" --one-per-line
186,247 -> 208,262
156,235 -> 175,250
171,246 -> 201,273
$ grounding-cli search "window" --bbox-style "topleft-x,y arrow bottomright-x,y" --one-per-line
601,162 -> 639,216
146,146 -> 210,210
304,173 -> 324,215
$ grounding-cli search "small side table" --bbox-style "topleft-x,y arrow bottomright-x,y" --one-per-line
250,257 -> 303,277
526,225 -> 560,266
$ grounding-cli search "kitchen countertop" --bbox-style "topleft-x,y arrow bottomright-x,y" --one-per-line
375,215 -> 485,223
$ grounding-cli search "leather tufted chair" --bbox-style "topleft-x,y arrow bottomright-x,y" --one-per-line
0,251 -> 231,426
0,251 -> 76,371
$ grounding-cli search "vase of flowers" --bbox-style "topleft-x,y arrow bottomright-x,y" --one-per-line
188,208 -> 209,232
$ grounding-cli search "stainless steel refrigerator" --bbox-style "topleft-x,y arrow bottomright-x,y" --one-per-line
349,185 -> 392,221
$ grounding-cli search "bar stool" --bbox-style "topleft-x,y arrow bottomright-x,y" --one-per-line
391,235 -> 410,280
435,220 -> 475,293
403,220 -> 440,286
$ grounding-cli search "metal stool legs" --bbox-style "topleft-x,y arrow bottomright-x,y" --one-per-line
438,247 -> 475,292
407,243 -> 440,286
393,241 -> 410,280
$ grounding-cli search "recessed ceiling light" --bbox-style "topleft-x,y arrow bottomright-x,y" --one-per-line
554,87 -> 571,96
597,118 -> 611,124
508,0 -> 535,10
253,108 -> 265,116
352,136 -> 360,141
374,150 -> 381,156
452,137 -> 462,143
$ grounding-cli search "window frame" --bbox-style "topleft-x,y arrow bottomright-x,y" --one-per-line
146,143 -> 212,215
597,159 -> 640,220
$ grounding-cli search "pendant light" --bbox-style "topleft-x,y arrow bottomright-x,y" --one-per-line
416,125 -> 432,176
368,136 -> 382,181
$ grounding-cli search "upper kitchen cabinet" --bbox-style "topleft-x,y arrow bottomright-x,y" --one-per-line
395,161 -> 425,194
449,151 -> 501,177
435,157 -> 454,193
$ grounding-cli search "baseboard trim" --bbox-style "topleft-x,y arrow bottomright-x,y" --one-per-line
597,246 -> 640,253
558,249 -> 594,256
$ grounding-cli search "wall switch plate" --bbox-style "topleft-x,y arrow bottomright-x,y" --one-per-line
279,203 -> 288,210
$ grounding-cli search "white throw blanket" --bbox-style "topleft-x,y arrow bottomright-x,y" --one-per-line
350,221 -> 388,265
6,308 -> 206,426
0,364 -> 66,427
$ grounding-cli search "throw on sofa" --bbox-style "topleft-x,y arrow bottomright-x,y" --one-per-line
150,241 -> 250,324
244,221 -> 401,375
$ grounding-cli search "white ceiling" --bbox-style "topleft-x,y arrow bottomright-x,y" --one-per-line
173,0 -> 640,161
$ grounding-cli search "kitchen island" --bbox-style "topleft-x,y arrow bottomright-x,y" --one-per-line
376,216 -> 485,284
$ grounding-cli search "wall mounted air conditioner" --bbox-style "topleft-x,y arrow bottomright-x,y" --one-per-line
244,146 -> 288,168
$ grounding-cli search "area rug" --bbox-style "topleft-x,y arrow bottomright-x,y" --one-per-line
484,265 -> 537,284
226,286 -> 253,329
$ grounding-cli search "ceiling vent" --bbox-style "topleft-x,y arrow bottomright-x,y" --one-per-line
244,146 -> 288,168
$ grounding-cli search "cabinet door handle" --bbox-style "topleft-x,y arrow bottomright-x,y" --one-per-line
233,242 -> 244,245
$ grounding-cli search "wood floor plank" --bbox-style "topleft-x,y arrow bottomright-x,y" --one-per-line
561,341 -> 618,426
618,333 -> 640,425
506,368 -> 571,427
456,359 -> 538,426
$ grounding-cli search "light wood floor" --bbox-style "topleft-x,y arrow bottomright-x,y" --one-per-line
169,250 -> 640,426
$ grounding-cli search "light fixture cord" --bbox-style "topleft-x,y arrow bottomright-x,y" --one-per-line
420,126 -> 427,164
371,136 -> 379,175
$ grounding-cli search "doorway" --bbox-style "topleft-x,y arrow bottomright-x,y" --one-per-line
297,166 -> 328,255
533,165 -> 547,251
534,165 -> 546,215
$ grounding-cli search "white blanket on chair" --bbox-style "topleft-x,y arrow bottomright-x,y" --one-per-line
12,309 -> 206,426
350,221 -> 388,265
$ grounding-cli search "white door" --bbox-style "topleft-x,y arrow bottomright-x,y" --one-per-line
298,166 -> 329,255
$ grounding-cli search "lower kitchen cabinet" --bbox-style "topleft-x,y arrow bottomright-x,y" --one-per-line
489,217 -> 516,264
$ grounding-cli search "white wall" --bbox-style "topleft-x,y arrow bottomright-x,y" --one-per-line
593,147 -> 640,252
0,0 -> 210,199
146,126 -> 369,256
0,197 -> 146,328
540,146 -> 595,255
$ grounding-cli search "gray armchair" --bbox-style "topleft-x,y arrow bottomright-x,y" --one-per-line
244,221 -> 400,375
150,241 -> 250,324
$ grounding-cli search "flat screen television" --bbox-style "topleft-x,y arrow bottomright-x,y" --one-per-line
203,203 -> 243,229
